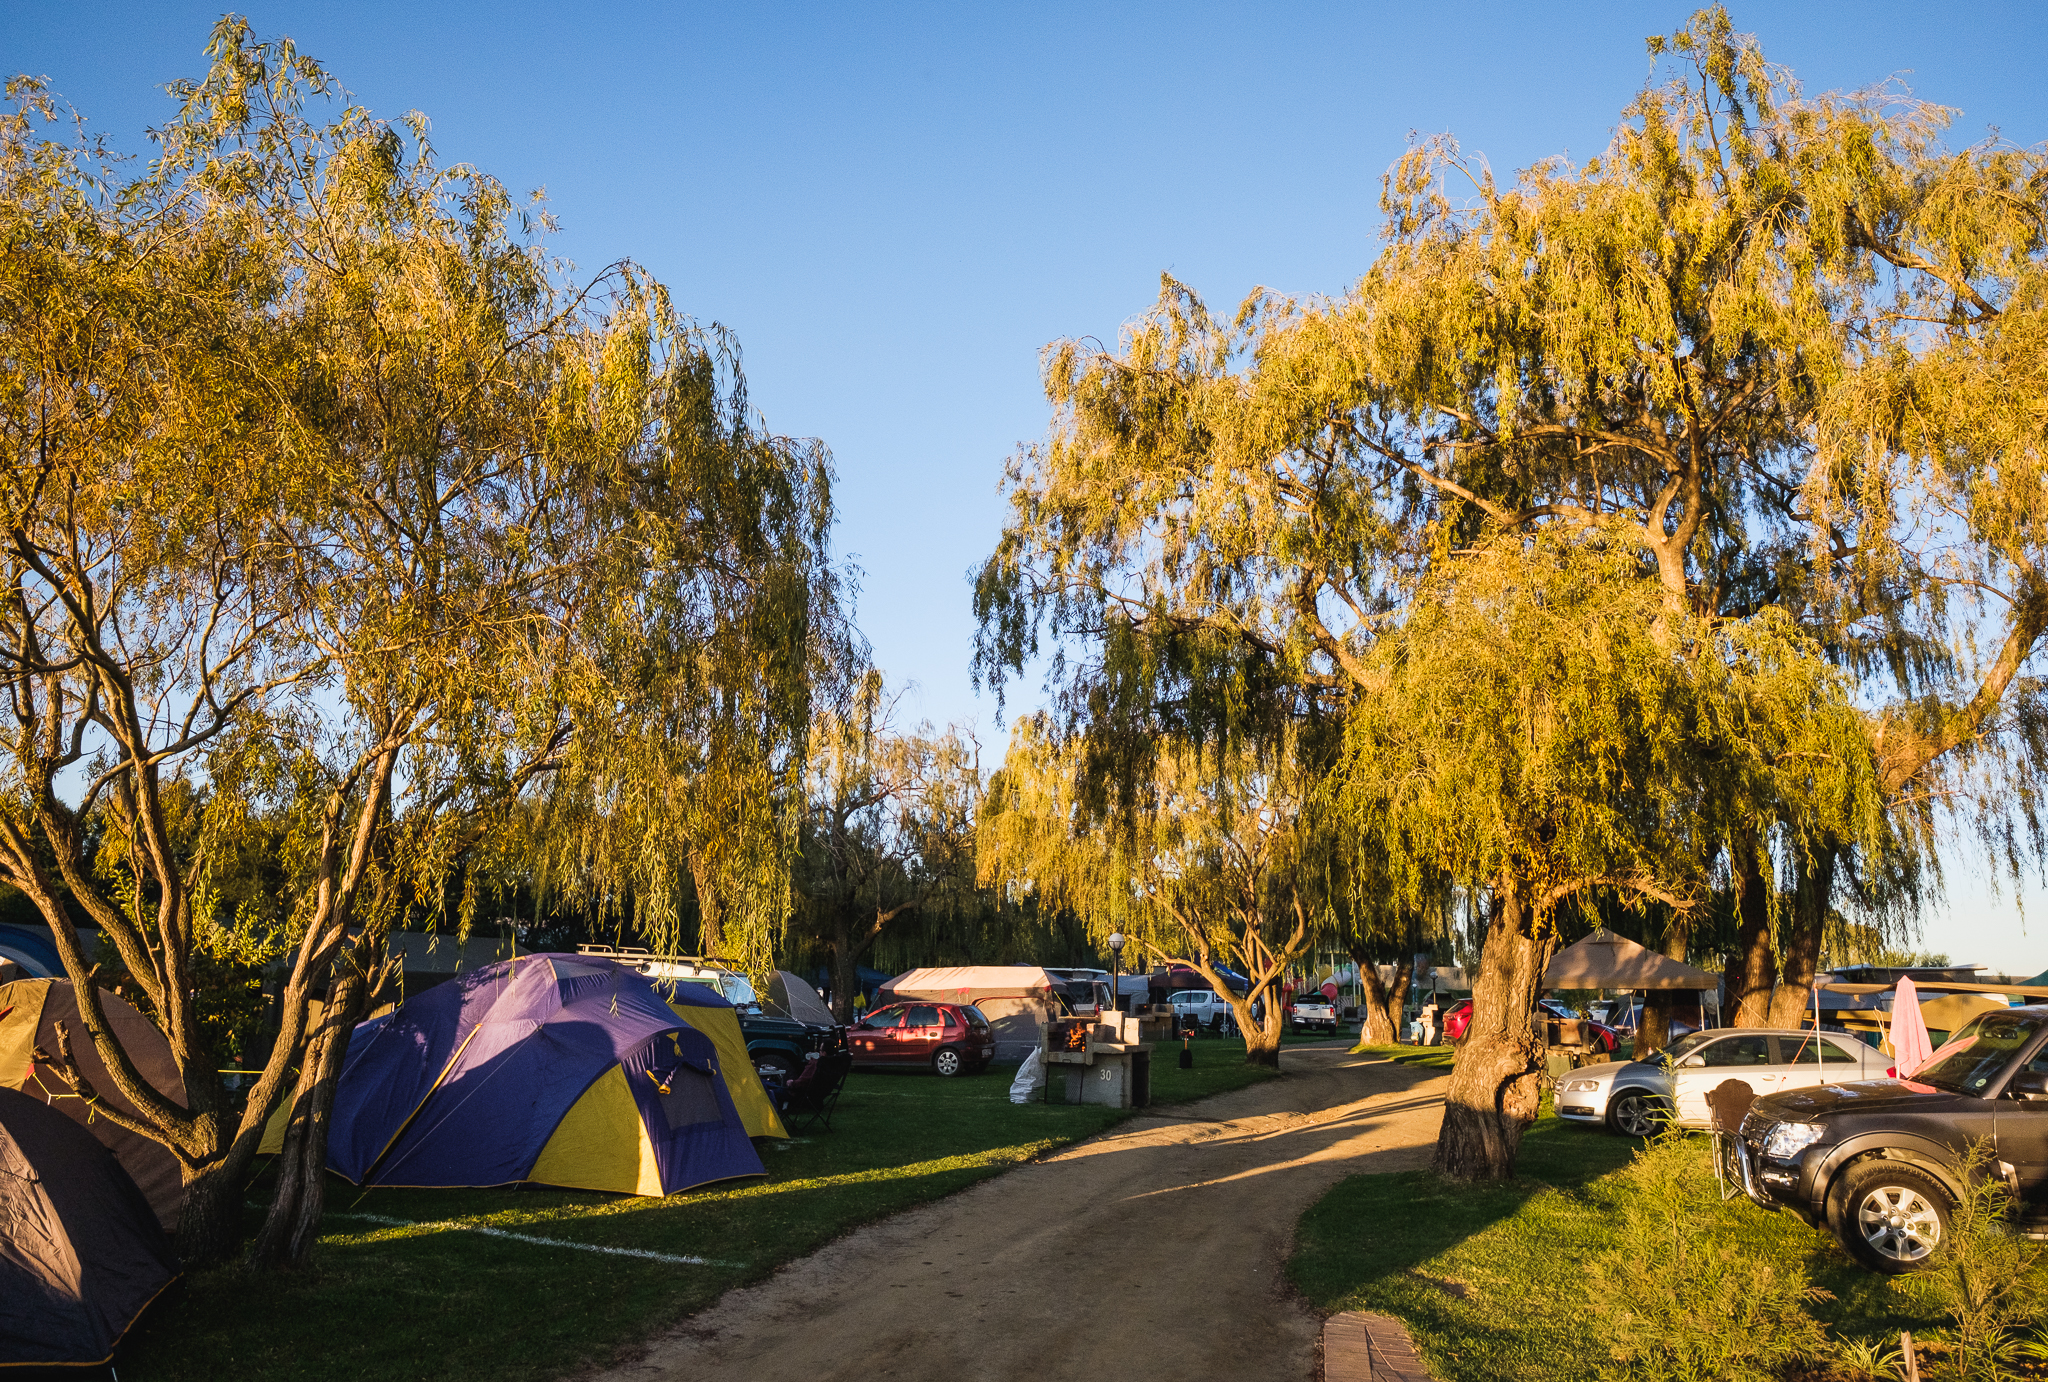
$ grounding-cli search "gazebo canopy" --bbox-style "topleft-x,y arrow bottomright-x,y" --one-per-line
1543,928 -> 1719,992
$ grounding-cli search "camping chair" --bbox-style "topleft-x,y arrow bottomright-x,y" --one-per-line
1706,1078 -> 1756,1201
779,1048 -> 853,1134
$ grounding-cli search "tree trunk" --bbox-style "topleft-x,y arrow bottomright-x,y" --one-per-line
1766,845 -> 1836,1030
1238,991 -> 1285,1067
1353,945 -> 1412,1048
1434,882 -> 1553,1181
1635,913 -> 1692,1058
175,1156 -> 245,1268
249,964 -> 368,1270
830,928 -> 860,1024
1724,837 -> 1777,1028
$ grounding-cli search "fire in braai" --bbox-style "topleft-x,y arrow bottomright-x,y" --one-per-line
1049,1019 -> 1090,1053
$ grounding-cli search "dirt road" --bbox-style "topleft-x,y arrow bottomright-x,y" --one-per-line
592,1047 -> 1449,1382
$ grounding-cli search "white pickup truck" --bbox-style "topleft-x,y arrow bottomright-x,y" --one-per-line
1170,988 -> 1239,1032
1289,997 -> 1338,1033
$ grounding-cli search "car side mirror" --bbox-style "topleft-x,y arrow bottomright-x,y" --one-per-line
2010,1071 -> 2048,1103
1681,1055 -> 1706,1069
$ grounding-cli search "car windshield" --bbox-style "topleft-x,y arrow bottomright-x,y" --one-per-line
963,1005 -> 990,1027
1914,1010 -> 2046,1095
1650,1031 -> 1718,1068
719,973 -> 757,1007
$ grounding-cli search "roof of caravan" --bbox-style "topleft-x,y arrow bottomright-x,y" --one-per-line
880,966 -> 1056,999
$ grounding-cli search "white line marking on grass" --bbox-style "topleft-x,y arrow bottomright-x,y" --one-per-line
323,1211 -> 743,1267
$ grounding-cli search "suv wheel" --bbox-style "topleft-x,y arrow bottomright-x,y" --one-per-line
932,1047 -> 964,1077
1605,1089 -> 1668,1138
1832,1161 -> 1951,1274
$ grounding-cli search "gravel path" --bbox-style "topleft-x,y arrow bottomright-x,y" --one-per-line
587,1047 -> 1450,1382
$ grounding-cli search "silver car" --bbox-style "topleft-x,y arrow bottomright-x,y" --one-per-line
1553,1028 -> 1891,1136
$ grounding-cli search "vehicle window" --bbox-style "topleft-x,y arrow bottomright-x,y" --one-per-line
1663,1032 -> 1716,1063
907,1005 -> 941,1028
720,974 -> 757,1007
1775,1035 -> 1860,1064
963,1006 -> 990,1027
1915,1011 -> 2046,1094
1699,1035 -> 1772,1067
860,1007 -> 904,1029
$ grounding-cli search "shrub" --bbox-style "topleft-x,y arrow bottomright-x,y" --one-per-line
1914,1140 -> 2044,1382
1589,1132 -> 1832,1381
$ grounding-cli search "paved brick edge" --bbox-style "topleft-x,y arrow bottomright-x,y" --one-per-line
1323,1310 -> 1433,1382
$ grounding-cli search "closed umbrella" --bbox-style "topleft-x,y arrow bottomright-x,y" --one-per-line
1891,976 -> 1934,1078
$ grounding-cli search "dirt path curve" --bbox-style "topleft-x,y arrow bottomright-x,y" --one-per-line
591,1048 -> 1449,1382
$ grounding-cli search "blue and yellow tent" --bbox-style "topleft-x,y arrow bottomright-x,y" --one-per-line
318,954 -> 765,1196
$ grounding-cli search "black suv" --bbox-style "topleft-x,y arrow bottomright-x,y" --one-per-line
1734,1005 -> 2048,1273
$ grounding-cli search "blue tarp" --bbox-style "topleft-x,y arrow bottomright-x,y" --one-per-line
328,954 -> 762,1193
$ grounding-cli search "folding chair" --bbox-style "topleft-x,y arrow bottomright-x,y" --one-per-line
779,1049 -> 853,1134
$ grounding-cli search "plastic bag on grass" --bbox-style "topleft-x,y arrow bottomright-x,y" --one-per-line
1009,1048 -> 1045,1103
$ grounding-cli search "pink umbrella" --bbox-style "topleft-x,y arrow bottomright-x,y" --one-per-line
1891,976 -> 1934,1079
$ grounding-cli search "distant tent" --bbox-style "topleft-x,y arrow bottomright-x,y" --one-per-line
0,1087 -> 178,1369
326,955 -> 764,1195
1544,929 -> 1720,991
879,967 -> 1060,1061
0,924 -> 60,978
767,970 -> 837,1027
0,979 -> 187,1232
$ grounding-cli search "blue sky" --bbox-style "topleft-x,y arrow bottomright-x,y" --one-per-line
9,2 -> 2048,970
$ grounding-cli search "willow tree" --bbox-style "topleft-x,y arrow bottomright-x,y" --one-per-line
978,714 -> 1335,1067
790,671 -> 984,1022
0,24 -> 839,1266
979,15 -> 2048,1168
1340,533 -> 1882,1176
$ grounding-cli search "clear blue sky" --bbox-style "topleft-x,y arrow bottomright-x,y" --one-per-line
9,2 -> 2048,970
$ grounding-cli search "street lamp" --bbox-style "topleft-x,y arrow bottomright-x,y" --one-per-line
1107,933 -> 1126,1014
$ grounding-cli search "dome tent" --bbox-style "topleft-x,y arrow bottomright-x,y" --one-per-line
0,1087 -> 178,1369
327,954 -> 763,1195
0,978 -> 188,1232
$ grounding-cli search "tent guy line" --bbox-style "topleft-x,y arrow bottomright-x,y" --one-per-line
314,1209 -> 744,1267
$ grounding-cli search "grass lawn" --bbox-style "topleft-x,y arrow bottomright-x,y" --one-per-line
122,1043 -> 1279,1382
1288,1065 -> 2019,1382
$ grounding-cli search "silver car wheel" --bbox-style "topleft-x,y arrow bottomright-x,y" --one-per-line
1856,1185 -> 1942,1263
1608,1090 -> 1662,1137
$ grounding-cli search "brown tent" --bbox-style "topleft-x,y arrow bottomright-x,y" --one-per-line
0,1087 -> 178,1368
0,979 -> 187,1231
1543,929 -> 1720,991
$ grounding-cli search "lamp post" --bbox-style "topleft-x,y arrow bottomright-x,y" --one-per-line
1107,933 -> 1126,1016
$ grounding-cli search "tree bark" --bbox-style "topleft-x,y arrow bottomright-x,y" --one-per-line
248,963 -> 368,1270
1353,944 -> 1413,1047
1635,913 -> 1691,1057
1724,836 -> 1777,1028
1433,881 -> 1554,1181
1766,845 -> 1836,1030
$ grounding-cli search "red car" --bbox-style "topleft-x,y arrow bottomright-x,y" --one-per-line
1439,998 -> 1620,1054
849,1001 -> 996,1076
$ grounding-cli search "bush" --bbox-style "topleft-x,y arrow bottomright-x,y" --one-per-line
1913,1140 -> 2044,1382
1589,1132 -> 1832,1381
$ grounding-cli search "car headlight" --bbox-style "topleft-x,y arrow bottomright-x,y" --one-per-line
1563,1079 -> 1599,1092
1762,1121 -> 1826,1161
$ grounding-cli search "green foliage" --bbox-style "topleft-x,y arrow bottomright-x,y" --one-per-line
0,17 -> 847,1260
1337,530 -> 1888,923
1913,1141 -> 2045,1381
1589,1133 -> 1832,1381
